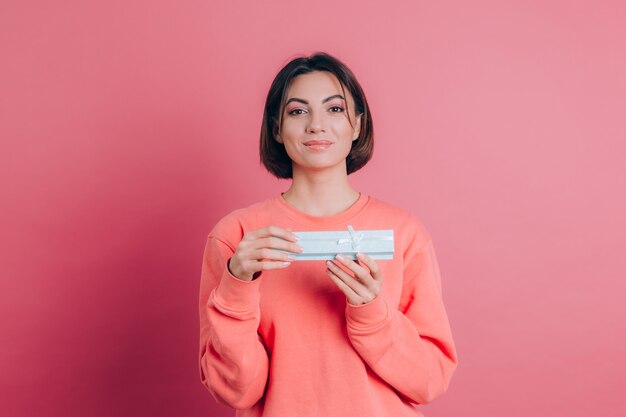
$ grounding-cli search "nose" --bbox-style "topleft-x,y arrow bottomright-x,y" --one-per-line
305,110 -> 325,134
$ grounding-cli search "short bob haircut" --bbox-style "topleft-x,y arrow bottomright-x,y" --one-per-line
260,52 -> 374,179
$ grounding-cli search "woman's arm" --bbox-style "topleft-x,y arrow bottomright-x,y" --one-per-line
198,236 -> 270,409
342,239 -> 458,404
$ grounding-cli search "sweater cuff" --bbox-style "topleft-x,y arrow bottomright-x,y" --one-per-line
345,294 -> 392,332
214,263 -> 262,312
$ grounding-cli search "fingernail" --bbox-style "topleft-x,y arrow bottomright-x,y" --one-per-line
297,246 -> 304,253
282,262 -> 291,267
336,254 -> 344,261
326,261 -> 333,267
287,255 -> 296,261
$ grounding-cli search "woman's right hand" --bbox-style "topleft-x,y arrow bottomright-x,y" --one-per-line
228,226 -> 303,281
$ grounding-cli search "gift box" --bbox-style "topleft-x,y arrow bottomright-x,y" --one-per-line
289,225 -> 394,261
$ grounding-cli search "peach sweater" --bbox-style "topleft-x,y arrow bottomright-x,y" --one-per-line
199,194 -> 457,416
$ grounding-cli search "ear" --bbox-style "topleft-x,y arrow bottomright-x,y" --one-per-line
273,118 -> 283,143
352,113 -> 362,141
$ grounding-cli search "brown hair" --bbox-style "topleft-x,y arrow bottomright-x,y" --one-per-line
260,52 -> 374,179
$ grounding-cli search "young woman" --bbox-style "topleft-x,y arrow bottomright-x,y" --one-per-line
199,52 -> 457,417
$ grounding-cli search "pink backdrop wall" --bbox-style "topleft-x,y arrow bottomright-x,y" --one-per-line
2,1 -> 625,416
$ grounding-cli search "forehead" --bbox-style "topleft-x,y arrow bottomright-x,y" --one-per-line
285,71 -> 353,103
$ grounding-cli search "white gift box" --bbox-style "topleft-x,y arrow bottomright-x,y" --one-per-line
288,225 -> 394,261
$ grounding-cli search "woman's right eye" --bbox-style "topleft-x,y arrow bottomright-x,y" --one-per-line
288,109 -> 306,115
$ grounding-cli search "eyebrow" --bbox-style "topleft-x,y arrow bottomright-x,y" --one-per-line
285,94 -> 345,105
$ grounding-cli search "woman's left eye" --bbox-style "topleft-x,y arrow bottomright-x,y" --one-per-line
329,106 -> 344,113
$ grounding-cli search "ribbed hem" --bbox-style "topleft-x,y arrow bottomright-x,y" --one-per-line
214,266 -> 262,312
345,294 -> 392,332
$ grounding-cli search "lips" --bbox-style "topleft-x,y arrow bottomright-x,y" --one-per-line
303,139 -> 333,151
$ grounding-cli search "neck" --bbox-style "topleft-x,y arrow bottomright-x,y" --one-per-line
282,164 -> 360,217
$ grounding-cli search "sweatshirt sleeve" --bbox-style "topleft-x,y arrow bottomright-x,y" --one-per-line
345,238 -> 458,405
198,235 -> 269,409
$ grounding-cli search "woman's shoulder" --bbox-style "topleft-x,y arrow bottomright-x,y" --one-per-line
365,195 -> 433,247
366,195 -> 426,226
208,196 -> 280,244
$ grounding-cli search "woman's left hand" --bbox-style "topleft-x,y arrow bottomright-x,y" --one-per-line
326,252 -> 383,305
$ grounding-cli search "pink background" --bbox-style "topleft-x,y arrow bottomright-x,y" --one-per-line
1,1 -> 625,416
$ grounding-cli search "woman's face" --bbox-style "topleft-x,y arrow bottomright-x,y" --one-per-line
276,71 -> 361,176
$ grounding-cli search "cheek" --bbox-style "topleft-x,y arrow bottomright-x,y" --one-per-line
336,121 -> 356,139
280,120 -> 302,138
277,126 -> 299,155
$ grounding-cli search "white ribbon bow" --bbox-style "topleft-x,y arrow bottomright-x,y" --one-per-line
337,225 -> 364,250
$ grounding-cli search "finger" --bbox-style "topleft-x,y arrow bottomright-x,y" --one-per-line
326,268 -> 360,305
257,260 -> 292,271
246,226 -> 299,243
234,259 -> 291,281
356,253 -> 382,281
255,236 -> 303,254
335,254 -> 375,286
326,260 -> 368,295
254,248 -> 297,263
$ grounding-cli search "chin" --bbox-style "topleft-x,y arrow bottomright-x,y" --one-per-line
294,159 -> 349,174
